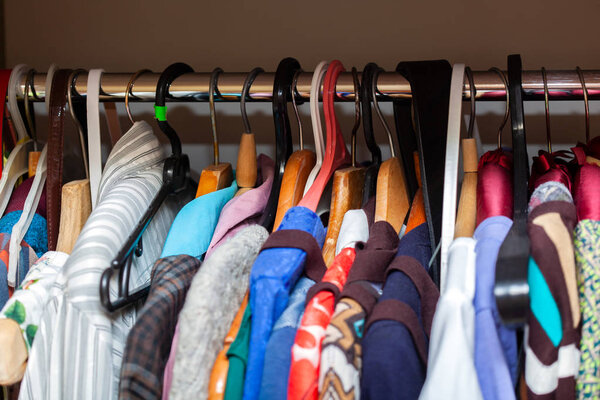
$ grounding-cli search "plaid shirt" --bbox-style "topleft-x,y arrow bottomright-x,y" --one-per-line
119,255 -> 201,400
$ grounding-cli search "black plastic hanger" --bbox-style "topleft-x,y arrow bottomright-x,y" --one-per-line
99,62 -> 192,312
360,63 -> 383,205
258,57 -> 300,230
494,54 -> 530,326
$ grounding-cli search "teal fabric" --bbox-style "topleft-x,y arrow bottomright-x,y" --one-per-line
161,181 -> 237,258
528,256 -> 562,346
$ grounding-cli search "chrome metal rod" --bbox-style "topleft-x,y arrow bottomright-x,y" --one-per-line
19,70 -> 600,102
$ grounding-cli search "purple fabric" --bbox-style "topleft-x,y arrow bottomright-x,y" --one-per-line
206,155 -> 274,258
4,177 -> 47,218
473,216 -> 517,400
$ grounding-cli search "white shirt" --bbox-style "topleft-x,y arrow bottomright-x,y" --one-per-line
20,121 -> 183,400
419,237 -> 483,400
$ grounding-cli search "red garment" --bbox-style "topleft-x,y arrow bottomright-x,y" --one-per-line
572,141 -> 600,220
287,247 -> 356,400
476,149 -> 513,225
529,150 -> 572,193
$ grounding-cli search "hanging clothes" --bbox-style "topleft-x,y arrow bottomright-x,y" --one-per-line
525,194 -> 579,400
20,121 -> 185,400
168,225 -> 268,400
119,255 -> 201,400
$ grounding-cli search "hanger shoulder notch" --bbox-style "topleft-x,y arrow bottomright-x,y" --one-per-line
196,163 -> 234,198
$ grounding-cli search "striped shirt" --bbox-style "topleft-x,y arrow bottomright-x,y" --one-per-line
20,121 -> 184,400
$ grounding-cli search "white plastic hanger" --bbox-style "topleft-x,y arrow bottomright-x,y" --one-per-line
6,65 -> 57,286
303,61 -> 328,194
0,65 -> 34,218
439,63 -> 465,288
86,69 -> 105,209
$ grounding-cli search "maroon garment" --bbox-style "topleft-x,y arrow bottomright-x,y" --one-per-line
476,149 -> 513,225
4,177 -> 47,218
529,150 -> 572,193
572,141 -> 600,221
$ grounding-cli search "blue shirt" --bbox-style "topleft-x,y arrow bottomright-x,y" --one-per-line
361,223 -> 432,400
473,216 -> 517,400
258,276 -> 313,400
243,206 -> 325,400
160,182 -> 237,258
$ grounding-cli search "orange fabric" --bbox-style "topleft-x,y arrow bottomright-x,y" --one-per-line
288,247 -> 356,400
405,189 -> 426,233
208,293 -> 249,400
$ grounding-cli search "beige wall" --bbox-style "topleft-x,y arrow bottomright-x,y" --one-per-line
5,0 -> 600,71
2,0 -> 598,178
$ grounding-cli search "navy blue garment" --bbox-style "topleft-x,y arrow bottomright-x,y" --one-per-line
361,223 -> 439,400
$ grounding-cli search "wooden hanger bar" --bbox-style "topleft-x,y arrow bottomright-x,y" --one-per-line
17,69 -> 600,102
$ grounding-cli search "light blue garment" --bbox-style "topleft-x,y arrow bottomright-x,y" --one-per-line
161,182 -> 237,258
528,256 -> 562,346
259,276 -> 313,400
243,206 -> 325,400
473,215 -> 517,400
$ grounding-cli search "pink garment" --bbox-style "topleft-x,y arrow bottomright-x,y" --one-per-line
206,154 -> 275,258
161,154 -> 274,399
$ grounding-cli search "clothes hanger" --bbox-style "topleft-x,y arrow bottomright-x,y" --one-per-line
494,54 -> 530,326
439,63 -> 466,283
99,62 -> 191,312
195,68 -> 234,197
0,65 -> 34,218
298,60 -> 351,211
273,68 -> 316,229
576,66 -> 591,145
258,57 -> 300,231
235,67 -> 263,196
23,69 -> 40,177
490,67 -> 510,149
303,61 -> 328,194
373,67 -> 411,233
454,67 -> 479,239
361,63 -> 384,204
321,67 -> 366,266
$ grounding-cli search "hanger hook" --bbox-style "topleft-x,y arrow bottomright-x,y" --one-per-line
465,67 -> 477,139
125,69 -> 151,125
488,67 -> 509,148
371,68 -> 395,158
241,67 -> 264,134
23,68 -> 37,148
576,66 -> 590,143
209,67 -> 224,165
542,67 -> 552,153
290,69 -> 304,150
351,67 -> 361,167
67,69 -> 89,179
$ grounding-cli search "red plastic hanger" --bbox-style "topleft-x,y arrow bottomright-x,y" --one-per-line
298,60 -> 351,211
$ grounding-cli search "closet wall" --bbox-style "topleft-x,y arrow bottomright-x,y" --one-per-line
2,0 -> 599,179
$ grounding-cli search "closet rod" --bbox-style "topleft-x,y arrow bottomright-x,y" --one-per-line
18,69 -> 600,102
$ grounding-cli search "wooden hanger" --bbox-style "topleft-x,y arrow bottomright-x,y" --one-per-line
405,152 -> 426,232
321,67 -> 365,266
303,61 -> 328,194
298,60 -> 351,211
372,68 -> 410,233
235,68 -> 263,197
196,68 -> 234,197
273,69 -> 316,230
0,65 -> 34,218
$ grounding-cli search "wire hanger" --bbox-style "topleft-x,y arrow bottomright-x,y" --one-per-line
67,69 -> 90,179
23,69 -> 37,149
195,68 -> 234,197
272,67 -> 317,230
542,67 -> 552,153
125,69 -> 151,125
100,62 -> 191,312
494,54 -> 530,326
259,57 -> 301,230
373,67 -> 410,233
488,67 -> 510,148
236,67 -> 263,195
321,66 -> 366,266
576,66 -> 591,143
